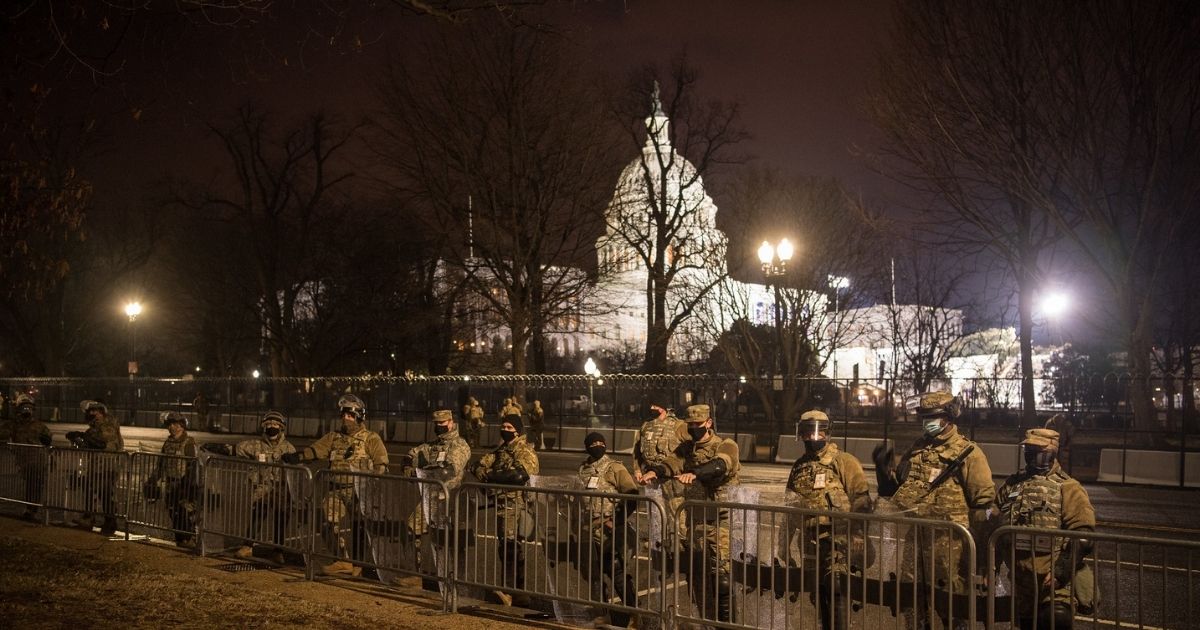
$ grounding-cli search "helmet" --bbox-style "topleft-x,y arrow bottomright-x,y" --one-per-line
908,391 -> 961,420
14,392 -> 34,408
81,400 -> 108,415
160,411 -> 187,429
261,410 -> 287,430
337,394 -> 366,421
798,410 -> 831,440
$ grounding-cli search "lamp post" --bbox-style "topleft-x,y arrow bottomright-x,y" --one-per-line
584,357 -> 601,426
124,301 -> 142,378
758,239 -> 794,428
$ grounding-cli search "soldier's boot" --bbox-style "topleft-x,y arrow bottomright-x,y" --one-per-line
819,594 -> 849,630
268,549 -> 286,565
493,590 -> 514,606
236,545 -> 254,558
320,560 -> 362,577
99,517 -> 118,536
715,573 -> 733,623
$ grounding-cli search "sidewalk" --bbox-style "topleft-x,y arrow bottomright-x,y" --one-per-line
0,516 -> 565,630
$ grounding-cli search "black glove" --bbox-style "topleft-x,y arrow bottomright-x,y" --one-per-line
343,446 -> 355,460
38,434 -> 52,447
489,467 -> 530,486
281,452 -> 302,465
647,465 -> 668,479
201,443 -> 233,456
691,458 -> 728,483
66,431 -> 82,442
871,443 -> 892,470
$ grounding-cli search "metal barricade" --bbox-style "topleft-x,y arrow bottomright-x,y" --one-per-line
44,447 -> 129,535
126,451 -> 201,546
309,468 -> 452,601
200,455 -> 314,569
988,525 -> 1200,629
0,442 -> 50,520
451,479 -> 669,628
672,496 -> 980,630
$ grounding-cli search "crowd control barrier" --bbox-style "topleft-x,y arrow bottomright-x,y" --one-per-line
44,447 -> 128,534
126,452 -> 201,545
0,442 -> 50,520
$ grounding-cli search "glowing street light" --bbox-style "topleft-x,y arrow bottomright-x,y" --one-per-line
252,369 -> 261,379
124,301 -> 143,378
584,357 -> 601,423
1040,291 -> 1070,319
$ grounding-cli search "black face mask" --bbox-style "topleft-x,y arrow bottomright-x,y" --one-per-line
1024,448 -> 1055,472
688,424 -> 709,441
264,427 -> 281,438
18,408 -> 33,418
434,424 -> 450,436
500,429 -> 517,443
586,445 -> 606,459
804,439 -> 826,454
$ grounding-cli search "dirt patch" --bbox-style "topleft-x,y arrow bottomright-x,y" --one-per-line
0,517 -> 566,630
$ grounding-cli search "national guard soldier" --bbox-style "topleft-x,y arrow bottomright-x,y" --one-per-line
66,400 -> 124,535
879,392 -> 995,628
282,394 -> 388,576
148,411 -> 199,548
463,397 -> 485,447
577,431 -> 639,628
471,413 -> 540,606
677,403 -> 740,624
398,409 -> 471,589
500,397 -> 521,418
632,404 -> 689,548
528,399 -> 546,451
0,393 -> 51,520
785,410 -> 872,630
205,410 -> 296,563
996,428 -> 1097,629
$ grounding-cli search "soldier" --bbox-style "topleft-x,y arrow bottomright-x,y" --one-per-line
1044,414 -> 1076,474
878,392 -> 995,629
785,410 -> 872,630
527,399 -> 546,451
0,393 -> 52,520
150,411 -> 199,548
632,404 -> 689,550
500,397 -> 521,418
471,412 -> 540,606
282,394 -> 388,577
463,397 -> 485,448
996,428 -> 1097,629
66,400 -> 124,535
202,410 -> 297,564
398,409 -> 471,589
677,403 -> 740,624
577,431 -> 639,628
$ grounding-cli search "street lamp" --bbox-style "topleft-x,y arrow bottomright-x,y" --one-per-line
759,239 -> 794,428
828,275 -> 850,398
584,356 -> 601,425
124,301 -> 142,378
1040,291 -> 1070,320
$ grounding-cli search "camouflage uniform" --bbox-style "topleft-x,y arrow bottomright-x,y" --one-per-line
303,424 -> 389,559
157,430 -> 199,545
68,405 -> 124,534
680,404 -> 740,623
632,409 -> 690,543
235,430 -> 298,550
527,401 -> 545,450
472,434 -> 540,596
888,393 -> 995,628
402,421 -> 471,535
463,399 -> 485,448
500,398 -> 521,418
0,396 -> 51,517
578,451 -> 639,622
997,428 -> 1097,628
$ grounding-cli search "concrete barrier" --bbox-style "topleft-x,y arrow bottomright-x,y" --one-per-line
1097,449 -> 1200,487
557,427 -> 637,453
977,442 -> 1022,477
717,433 -> 758,461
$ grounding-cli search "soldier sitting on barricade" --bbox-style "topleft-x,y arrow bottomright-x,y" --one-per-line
471,412 -> 540,607
282,394 -> 388,577
784,410 -> 872,630
397,408 -> 470,591
677,403 -> 741,625
65,400 -> 124,535
632,404 -> 689,556
995,428 -> 1097,630
577,431 -> 639,629
203,410 -> 297,564
146,411 -> 200,548
0,393 -> 52,521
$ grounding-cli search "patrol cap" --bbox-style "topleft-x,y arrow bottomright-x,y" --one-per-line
1021,428 -> 1059,449
584,431 -> 606,447
913,391 -> 960,419
432,409 -> 453,423
686,404 -> 711,422
261,410 -> 287,429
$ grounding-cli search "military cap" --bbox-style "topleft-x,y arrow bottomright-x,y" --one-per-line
686,404 -> 711,422
915,391 -> 960,419
432,409 -> 453,423
799,410 -> 829,423
261,410 -> 287,428
1021,428 -> 1059,449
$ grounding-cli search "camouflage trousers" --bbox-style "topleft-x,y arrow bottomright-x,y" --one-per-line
690,504 -> 731,575
583,519 -> 636,625
898,523 -> 971,629
164,478 -> 198,542
1009,554 -> 1096,622
322,485 -> 362,559
495,501 -> 534,590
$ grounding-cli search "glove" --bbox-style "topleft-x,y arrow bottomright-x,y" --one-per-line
65,431 -> 82,442
872,443 -> 892,470
280,452 -> 302,465
489,467 -> 530,486
343,446 -> 355,460
38,434 -> 52,447
691,457 -> 728,483
201,443 -> 233,456
647,465 -> 668,479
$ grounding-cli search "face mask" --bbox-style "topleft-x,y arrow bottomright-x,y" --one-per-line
264,427 -> 281,438
1024,448 -> 1055,472
500,429 -> 517,443
804,440 -> 826,454
923,418 -> 946,436
18,408 -> 33,418
586,445 -> 606,459
434,424 -> 450,436
688,424 -> 709,441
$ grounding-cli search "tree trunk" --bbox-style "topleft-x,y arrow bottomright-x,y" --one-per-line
1018,270 -> 1037,425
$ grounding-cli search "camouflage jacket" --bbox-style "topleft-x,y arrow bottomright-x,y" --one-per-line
82,417 -> 125,452
0,418 -> 51,446
405,428 -> 471,491
891,425 -> 994,526
997,463 -> 1095,575
633,415 -> 689,477
158,433 -> 198,479
473,435 -> 539,502
578,454 -> 638,521
305,425 -> 389,477
235,435 -> 298,500
682,434 -> 740,501
786,443 -> 871,516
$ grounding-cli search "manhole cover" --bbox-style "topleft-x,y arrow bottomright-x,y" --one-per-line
213,563 -> 270,573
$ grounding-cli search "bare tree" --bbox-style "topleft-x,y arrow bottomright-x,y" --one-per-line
885,253 -> 972,393
372,23 -> 623,375
605,57 -> 749,372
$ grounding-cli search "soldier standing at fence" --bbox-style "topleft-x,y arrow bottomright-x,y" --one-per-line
0,393 -> 51,520
283,394 -> 388,577
399,409 -> 470,589
500,397 -> 520,418
880,392 -> 995,629
677,403 -> 740,624
577,431 -> 640,628
996,428 -> 1096,629
785,410 -> 872,630
632,404 -> 689,550
472,413 -> 540,607
151,411 -> 199,548
66,400 -> 124,535
463,397 -> 485,448
225,410 -> 296,564
528,400 -> 545,451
